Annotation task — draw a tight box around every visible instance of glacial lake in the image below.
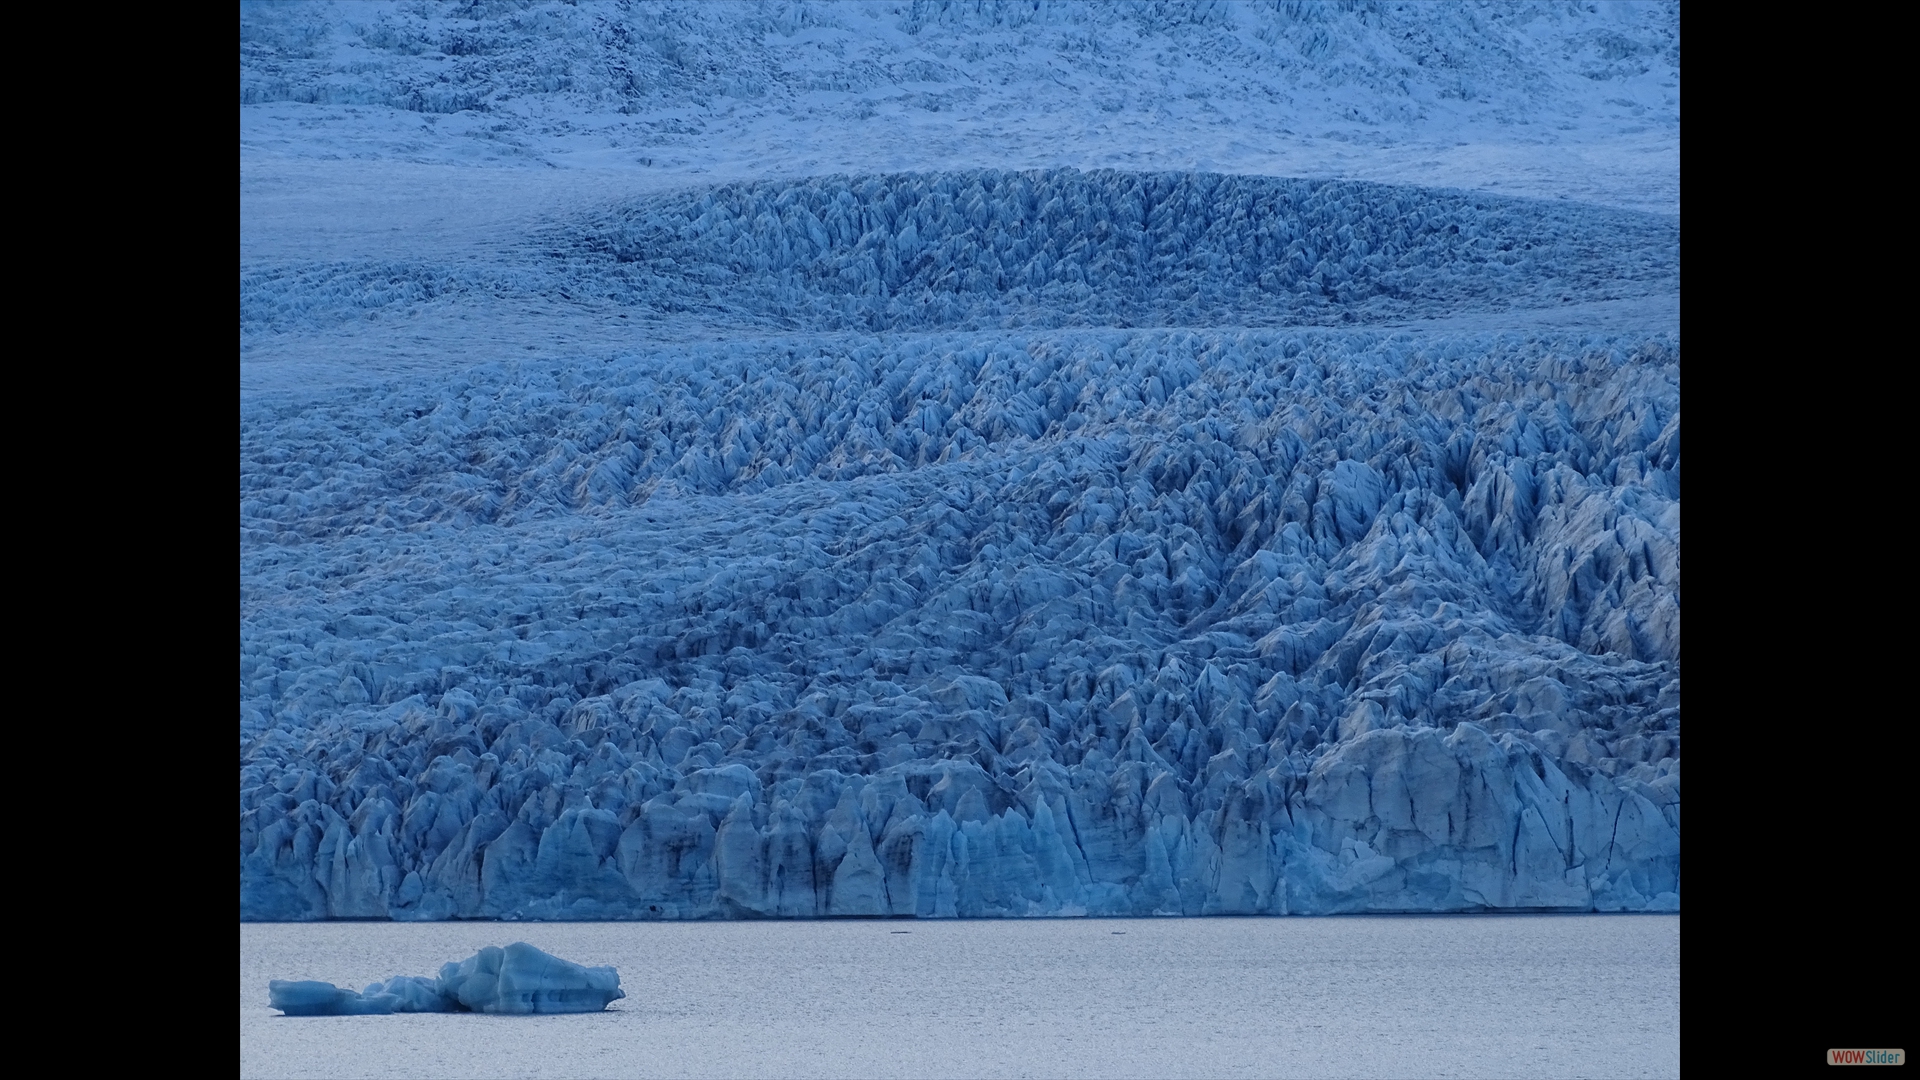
[240,915,1678,1079]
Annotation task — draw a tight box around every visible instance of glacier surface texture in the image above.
[240,2,1678,921]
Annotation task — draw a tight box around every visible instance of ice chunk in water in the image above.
[267,980,398,1016]
[436,943,626,1015]
[270,944,623,1016]
[364,975,459,1013]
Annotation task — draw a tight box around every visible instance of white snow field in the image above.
[240,1,1679,921]
[239,0,1680,209]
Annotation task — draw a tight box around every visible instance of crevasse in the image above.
[240,172,1678,920]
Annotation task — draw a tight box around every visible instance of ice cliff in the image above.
[241,167,1677,919]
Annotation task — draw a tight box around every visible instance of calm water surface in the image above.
[240,915,1677,1079]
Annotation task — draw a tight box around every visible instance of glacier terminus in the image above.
[240,1,1679,924]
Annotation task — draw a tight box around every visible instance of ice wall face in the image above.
[241,172,1679,920]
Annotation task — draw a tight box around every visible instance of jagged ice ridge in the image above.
[242,170,1677,339]
[242,172,1679,919]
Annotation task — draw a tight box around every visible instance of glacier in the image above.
[239,0,1680,214]
[244,169,1677,339]
[240,3,1678,922]
[269,943,625,1014]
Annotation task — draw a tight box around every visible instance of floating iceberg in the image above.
[435,943,626,1015]
[268,980,405,1016]
[269,944,624,1016]
[359,975,451,1013]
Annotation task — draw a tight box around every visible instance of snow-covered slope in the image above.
[240,0,1679,212]
[239,1,1678,920]
[241,0,1680,395]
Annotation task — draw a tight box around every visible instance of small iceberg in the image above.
[267,980,405,1016]
[269,943,625,1016]
[436,942,626,1014]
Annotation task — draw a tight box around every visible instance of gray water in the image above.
[240,916,1678,1079]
